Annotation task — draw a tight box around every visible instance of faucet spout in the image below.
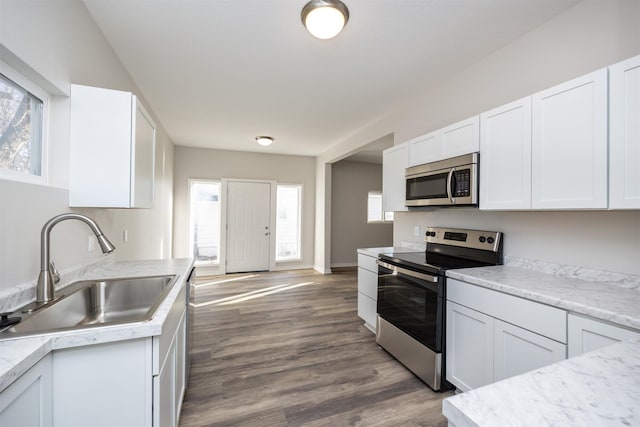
[37,213,115,303]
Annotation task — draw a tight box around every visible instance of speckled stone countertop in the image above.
[0,258,194,392]
[443,339,640,427]
[447,259,640,329]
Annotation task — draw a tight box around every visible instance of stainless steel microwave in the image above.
[405,152,478,207]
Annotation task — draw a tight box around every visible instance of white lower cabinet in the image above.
[446,302,494,391]
[357,253,379,332]
[155,310,187,427]
[446,279,567,392]
[51,284,187,427]
[493,319,566,382]
[0,354,52,427]
[568,313,640,358]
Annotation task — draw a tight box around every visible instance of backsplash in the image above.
[504,256,640,290]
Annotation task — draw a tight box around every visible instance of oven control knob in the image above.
[487,237,495,244]
[479,236,486,243]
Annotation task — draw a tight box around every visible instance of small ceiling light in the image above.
[255,136,274,146]
[301,0,349,40]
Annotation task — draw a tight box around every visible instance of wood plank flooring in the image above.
[179,269,452,427]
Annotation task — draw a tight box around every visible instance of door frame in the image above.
[220,178,277,274]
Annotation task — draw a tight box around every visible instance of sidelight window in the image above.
[276,184,302,262]
[189,180,221,265]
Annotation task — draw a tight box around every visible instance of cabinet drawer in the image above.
[357,254,378,273]
[357,293,377,331]
[447,279,567,343]
[357,267,378,299]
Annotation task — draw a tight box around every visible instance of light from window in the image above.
[190,181,221,265]
[368,191,393,223]
[0,71,44,179]
[276,185,302,261]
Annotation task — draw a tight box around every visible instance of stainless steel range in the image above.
[376,227,503,391]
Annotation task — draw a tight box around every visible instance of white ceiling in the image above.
[83,0,577,158]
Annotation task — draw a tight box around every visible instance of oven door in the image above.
[376,260,443,353]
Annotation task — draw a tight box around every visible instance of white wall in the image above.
[331,161,392,267]
[173,146,316,270]
[316,0,640,276]
[0,0,174,294]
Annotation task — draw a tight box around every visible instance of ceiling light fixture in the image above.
[255,136,274,146]
[301,0,349,40]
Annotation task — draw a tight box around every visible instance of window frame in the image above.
[0,59,49,185]
[367,191,393,223]
[188,179,222,266]
[275,183,303,263]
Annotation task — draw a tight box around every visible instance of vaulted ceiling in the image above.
[84,0,577,157]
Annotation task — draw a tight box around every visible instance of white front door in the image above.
[226,181,271,273]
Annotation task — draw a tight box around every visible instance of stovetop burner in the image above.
[379,251,494,275]
[379,226,503,275]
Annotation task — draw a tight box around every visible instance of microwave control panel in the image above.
[453,169,471,197]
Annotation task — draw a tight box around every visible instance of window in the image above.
[368,191,394,222]
[276,184,302,261]
[0,62,47,183]
[189,180,221,265]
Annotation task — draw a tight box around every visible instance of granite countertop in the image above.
[447,264,640,329]
[0,258,194,392]
[443,339,640,427]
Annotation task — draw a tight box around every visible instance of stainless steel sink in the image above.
[0,275,177,339]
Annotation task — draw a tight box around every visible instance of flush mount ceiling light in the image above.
[255,136,274,146]
[301,0,349,40]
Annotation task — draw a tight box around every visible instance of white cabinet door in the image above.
[52,339,152,427]
[441,115,480,159]
[382,143,408,212]
[446,302,494,392]
[493,319,566,382]
[609,54,640,209]
[531,69,608,209]
[174,312,187,424]
[568,314,640,358]
[132,104,156,208]
[480,97,532,210]
[408,131,441,166]
[0,355,52,427]
[154,342,176,427]
[69,84,156,208]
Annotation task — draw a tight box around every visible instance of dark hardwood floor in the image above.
[179,269,452,427]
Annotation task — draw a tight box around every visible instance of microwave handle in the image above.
[447,169,455,203]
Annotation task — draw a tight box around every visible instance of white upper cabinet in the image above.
[70,84,156,208]
[531,69,608,209]
[408,131,440,166]
[480,97,532,210]
[382,142,409,212]
[609,54,640,209]
[407,116,479,167]
[441,115,480,159]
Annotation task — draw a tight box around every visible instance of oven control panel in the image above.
[424,227,502,252]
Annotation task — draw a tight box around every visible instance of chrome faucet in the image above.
[37,213,115,304]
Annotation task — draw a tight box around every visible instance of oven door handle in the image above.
[376,260,439,286]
